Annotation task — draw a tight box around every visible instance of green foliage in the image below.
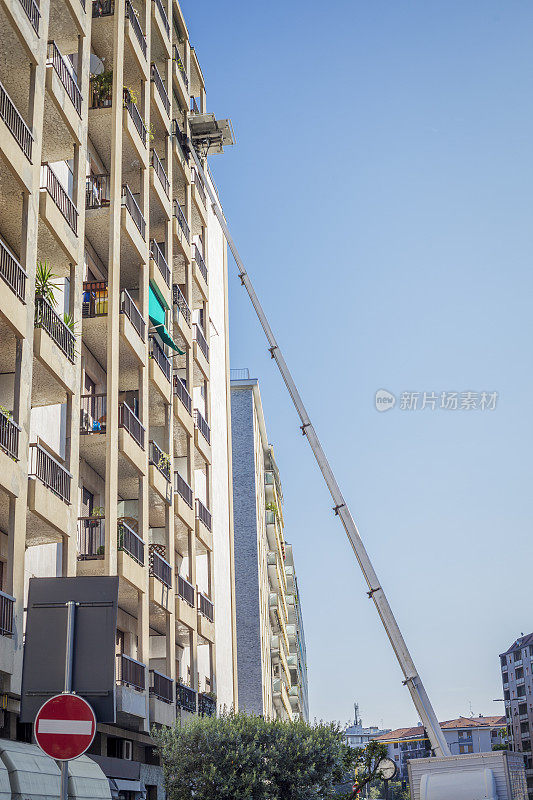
[0,406,12,420]
[266,501,278,516]
[91,69,113,103]
[154,710,358,800]
[35,260,60,305]
[492,743,508,751]
[352,740,389,796]
[63,312,75,332]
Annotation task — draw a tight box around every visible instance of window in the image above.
[459,745,465,754]
[394,743,398,749]
[502,671,508,682]
[517,668,524,680]
[515,651,523,662]
[520,704,528,715]
[518,686,526,698]
[505,690,510,700]
[467,745,473,753]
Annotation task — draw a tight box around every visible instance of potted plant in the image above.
[90,69,113,107]
[158,451,171,476]
[35,260,60,305]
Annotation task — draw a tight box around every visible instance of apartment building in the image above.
[375,716,507,781]
[231,371,308,721]
[344,703,390,749]
[500,632,533,798]
[0,0,236,791]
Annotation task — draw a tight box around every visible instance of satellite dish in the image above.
[90,54,104,75]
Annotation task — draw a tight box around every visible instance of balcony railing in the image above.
[149,440,171,481]
[151,63,170,116]
[77,516,105,559]
[151,149,169,197]
[0,410,20,461]
[121,289,146,341]
[149,545,172,588]
[194,409,210,445]
[173,199,190,243]
[172,45,188,90]
[123,89,147,146]
[195,498,212,532]
[198,591,214,623]
[193,246,208,283]
[0,80,33,161]
[0,591,15,637]
[198,692,216,717]
[82,281,108,317]
[175,472,193,509]
[116,653,145,691]
[193,323,209,362]
[122,184,146,239]
[153,0,169,37]
[117,520,145,565]
[173,376,192,415]
[190,96,200,114]
[149,335,171,382]
[0,238,26,302]
[173,285,191,326]
[177,574,194,606]
[149,669,173,703]
[34,296,75,362]
[86,174,110,208]
[176,682,196,713]
[92,0,114,15]
[29,442,71,504]
[191,168,206,206]
[41,164,78,234]
[47,42,82,116]
[125,0,147,58]
[171,119,190,165]
[18,0,40,32]
[118,401,145,449]
[80,393,106,433]
[150,239,170,287]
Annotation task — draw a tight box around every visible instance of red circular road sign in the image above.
[35,694,96,761]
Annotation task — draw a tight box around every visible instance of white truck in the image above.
[408,751,528,800]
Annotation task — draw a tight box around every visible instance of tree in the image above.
[154,710,358,800]
[350,740,389,797]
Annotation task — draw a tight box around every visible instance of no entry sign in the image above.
[35,694,96,761]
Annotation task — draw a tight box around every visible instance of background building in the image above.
[375,716,506,781]
[231,372,308,721]
[344,703,390,748]
[0,0,236,793]
[500,632,533,798]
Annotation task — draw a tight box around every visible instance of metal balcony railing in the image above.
[149,335,171,382]
[86,174,110,208]
[47,42,82,116]
[117,520,144,565]
[175,473,193,509]
[122,184,146,239]
[118,401,145,449]
[80,393,106,434]
[125,0,147,57]
[82,281,108,317]
[29,442,71,504]
[123,89,147,145]
[150,239,170,286]
[198,692,216,717]
[153,0,169,36]
[116,653,145,691]
[193,323,209,361]
[230,368,250,380]
[149,440,171,481]
[176,682,196,713]
[92,0,114,15]
[198,591,214,622]
[0,80,33,161]
[149,669,173,703]
[41,164,78,234]
[172,45,188,90]
[77,516,105,559]
[191,168,206,206]
[193,245,208,283]
[173,284,191,326]
[195,498,212,532]
[172,375,192,415]
[151,149,169,197]
[0,409,20,461]
[171,119,190,165]
[34,296,76,362]
[0,591,15,637]
[149,546,172,588]
[173,199,190,243]
[151,63,170,116]
[121,289,146,341]
[190,96,200,114]
[194,409,210,445]
[18,0,40,31]
[0,238,26,302]
[177,574,194,606]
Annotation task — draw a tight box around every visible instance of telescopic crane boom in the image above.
[189,147,451,759]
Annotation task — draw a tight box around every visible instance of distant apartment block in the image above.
[344,703,390,748]
[231,371,308,721]
[500,632,533,798]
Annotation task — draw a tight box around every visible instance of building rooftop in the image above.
[375,716,506,742]
[500,632,533,657]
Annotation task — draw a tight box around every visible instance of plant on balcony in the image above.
[0,406,12,420]
[90,69,113,107]
[35,260,60,305]
[266,501,278,517]
[91,506,105,517]
[158,451,171,474]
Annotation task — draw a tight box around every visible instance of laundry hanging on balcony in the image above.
[148,283,184,353]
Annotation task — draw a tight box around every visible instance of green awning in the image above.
[149,284,184,354]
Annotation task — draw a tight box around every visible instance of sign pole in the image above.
[60,600,76,800]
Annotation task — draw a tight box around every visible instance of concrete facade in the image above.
[500,632,533,798]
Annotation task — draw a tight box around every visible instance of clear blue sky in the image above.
[182,0,533,729]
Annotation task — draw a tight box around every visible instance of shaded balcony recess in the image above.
[0,80,33,161]
[34,295,75,362]
[172,376,192,414]
[198,692,216,717]
[149,439,171,481]
[123,89,147,145]
[151,149,169,197]
[195,498,212,532]
[149,544,172,588]
[171,120,190,165]
[149,335,171,382]
[174,472,193,509]
[177,574,194,606]
[193,323,209,362]
[77,516,105,559]
[173,200,190,243]
[41,164,78,234]
[172,46,188,90]
[173,284,191,326]
[86,174,110,208]
[149,670,173,703]
[190,97,200,115]
[118,401,145,449]
[0,410,20,461]
[116,653,145,691]
[193,246,207,283]
[150,239,170,286]
[121,289,146,340]
[122,184,146,240]
[81,282,145,341]
[18,0,40,32]
[153,0,170,37]
[0,238,26,302]
[29,442,71,504]
[80,395,145,450]
[198,591,213,623]
[118,520,145,565]
[151,63,170,116]
[47,42,82,116]
[176,682,196,713]
[191,167,206,206]
[126,0,147,57]
[0,591,15,637]
[194,409,210,445]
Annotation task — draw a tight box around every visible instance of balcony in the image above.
[77,516,105,560]
[198,693,216,717]
[178,574,194,606]
[149,669,173,703]
[150,239,170,287]
[149,440,171,482]
[174,472,194,528]
[194,409,210,445]
[125,0,147,58]
[176,682,196,713]
[198,591,213,623]
[0,79,33,164]
[151,149,169,198]
[80,395,146,476]
[153,0,169,37]
[194,246,208,283]
[47,41,83,117]
[119,401,145,449]
[149,545,172,588]
[193,323,209,361]
[17,0,40,33]
[0,592,14,637]
[173,375,192,428]
[117,653,146,692]
[172,45,188,95]
[29,442,71,504]
[34,296,75,363]
[171,119,190,175]
[0,410,20,461]
[173,284,191,329]
[41,163,78,234]
[195,498,212,532]
[149,336,171,383]
[118,520,145,565]
[173,199,190,257]
[0,238,26,306]
[122,184,146,242]
[82,281,145,365]
[151,63,170,117]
